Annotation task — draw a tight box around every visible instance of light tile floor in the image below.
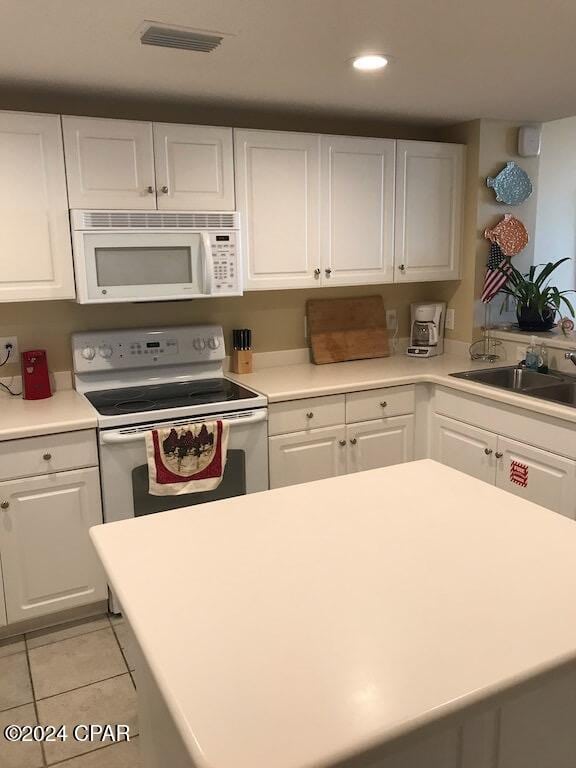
[0,614,141,768]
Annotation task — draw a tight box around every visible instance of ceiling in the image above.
[1,0,575,125]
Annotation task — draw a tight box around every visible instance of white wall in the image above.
[534,116,576,292]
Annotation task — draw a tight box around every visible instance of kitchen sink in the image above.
[450,365,576,408]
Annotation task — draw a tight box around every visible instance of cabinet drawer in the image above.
[268,395,345,436]
[346,385,415,423]
[0,430,98,481]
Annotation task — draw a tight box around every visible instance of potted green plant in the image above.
[498,258,575,331]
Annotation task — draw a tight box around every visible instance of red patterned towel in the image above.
[145,420,229,496]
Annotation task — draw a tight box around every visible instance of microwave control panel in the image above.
[210,233,239,293]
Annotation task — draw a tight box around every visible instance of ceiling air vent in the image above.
[140,24,223,53]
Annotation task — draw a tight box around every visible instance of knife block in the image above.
[231,349,253,374]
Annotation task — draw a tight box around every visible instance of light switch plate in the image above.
[445,309,455,331]
[0,336,18,363]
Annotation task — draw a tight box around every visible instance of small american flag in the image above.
[481,242,512,303]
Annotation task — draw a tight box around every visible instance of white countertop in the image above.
[229,353,576,424]
[0,389,97,440]
[91,460,576,768]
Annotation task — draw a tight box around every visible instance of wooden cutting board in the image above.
[306,295,390,364]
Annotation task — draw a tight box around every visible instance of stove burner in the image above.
[112,400,158,413]
[84,378,260,417]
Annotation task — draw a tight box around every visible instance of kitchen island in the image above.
[91,460,576,768]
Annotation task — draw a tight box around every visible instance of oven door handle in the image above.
[99,410,267,445]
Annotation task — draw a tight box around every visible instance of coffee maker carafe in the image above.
[406,302,446,358]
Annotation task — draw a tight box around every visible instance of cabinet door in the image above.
[62,116,156,209]
[0,467,107,623]
[0,558,6,628]
[269,426,346,489]
[0,111,75,301]
[153,123,234,211]
[235,129,320,290]
[495,437,576,519]
[346,416,414,474]
[395,141,464,282]
[320,136,395,286]
[431,415,497,484]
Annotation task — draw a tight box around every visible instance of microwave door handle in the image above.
[99,410,267,445]
[201,232,214,295]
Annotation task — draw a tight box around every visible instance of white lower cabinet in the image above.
[432,415,497,484]
[268,389,416,489]
[495,437,576,520]
[431,414,576,519]
[347,416,414,474]
[0,558,6,627]
[269,426,347,489]
[0,466,107,623]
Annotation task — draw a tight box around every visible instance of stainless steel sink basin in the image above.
[450,365,576,408]
[451,366,564,391]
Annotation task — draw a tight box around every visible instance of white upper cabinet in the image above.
[63,116,156,209]
[395,140,464,282]
[0,111,75,302]
[321,136,395,286]
[235,129,321,290]
[153,123,234,211]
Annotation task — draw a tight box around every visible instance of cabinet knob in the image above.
[43,452,52,461]
[495,451,503,459]
[314,268,321,278]
[325,268,332,277]
[484,448,493,456]
[161,185,169,194]
[0,501,9,510]
[350,438,357,445]
[306,412,314,419]
[380,401,387,408]
[399,264,406,272]
[146,185,154,194]
[338,439,347,447]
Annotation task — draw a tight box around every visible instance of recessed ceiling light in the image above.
[352,54,389,72]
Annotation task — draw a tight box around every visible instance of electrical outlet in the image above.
[385,309,397,330]
[0,336,18,363]
[445,308,455,331]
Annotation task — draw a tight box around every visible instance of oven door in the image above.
[73,230,214,303]
[98,409,268,524]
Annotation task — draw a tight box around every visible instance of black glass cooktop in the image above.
[84,378,259,416]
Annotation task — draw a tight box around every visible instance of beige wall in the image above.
[0,282,459,375]
[438,118,541,342]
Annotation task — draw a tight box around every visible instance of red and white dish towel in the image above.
[145,420,229,496]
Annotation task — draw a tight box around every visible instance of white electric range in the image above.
[72,324,268,528]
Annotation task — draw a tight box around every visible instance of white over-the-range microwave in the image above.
[70,210,242,303]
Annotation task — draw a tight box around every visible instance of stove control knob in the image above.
[99,344,113,359]
[193,338,206,351]
[207,336,220,350]
[81,346,96,361]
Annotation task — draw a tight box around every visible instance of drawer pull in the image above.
[484,448,493,456]
[380,401,387,408]
[306,412,314,419]
[338,440,347,447]
[350,438,357,445]
[43,452,52,461]
[495,451,503,459]
[0,501,9,510]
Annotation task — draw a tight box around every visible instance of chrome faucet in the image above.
[565,351,576,366]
